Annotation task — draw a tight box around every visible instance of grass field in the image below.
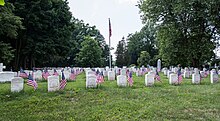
[0,73,220,121]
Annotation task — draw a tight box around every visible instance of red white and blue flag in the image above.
[19,68,28,78]
[42,69,50,80]
[53,69,59,76]
[70,69,76,80]
[27,73,38,90]
[60,71,67,90]
[177,69,183,84]
[96,72,104,84]
[127,72,133,86]
[155,70,161,82]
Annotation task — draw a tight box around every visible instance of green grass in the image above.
[0,73,220,121]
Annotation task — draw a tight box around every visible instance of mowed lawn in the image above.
[0,73,220,121]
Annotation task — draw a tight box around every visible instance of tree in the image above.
[137,51,150,67]
[75,36,103,67]
[138,0,218,67]
[115,37,129,67]
[0,3,23,65]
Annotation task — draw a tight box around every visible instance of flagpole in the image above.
[108,18,112,69]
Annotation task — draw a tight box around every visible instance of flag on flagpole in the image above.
[19,68,28,78]
[27,73,38,90]
[109,18,112,38]
[0,0,5,6]
[96,71,104,84]
[177,69,183,84]
[42,69,50,80]
[127,72,133,86]
[53,69,59,76]
[70,69,76,80]
[155,70,161,82]
[60,71,67,90]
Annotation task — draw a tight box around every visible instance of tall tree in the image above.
[115,37,129,67]
[0,3,23,66]
[75,36,103,67]
[138,0,218,67]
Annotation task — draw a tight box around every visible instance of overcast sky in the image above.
[68,0,143,60]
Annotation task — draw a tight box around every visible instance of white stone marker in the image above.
[108,71,115,81]
[0,63,6,72]
[33,70,42,80]
[169,73,178,84]
[157,59,161,72]
[11,77,24,92]
[163,69,167,76]
[86,75,97,88]
[117,75,127,87]
[0,72,15,82]
[121,69,127,76]
[184,71,190,78]
[48,76,60,92]
[210,71,218,84]
[192,71,201,84]
[145,71,155,86]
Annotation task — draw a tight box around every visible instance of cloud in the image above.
[115,0,138,4]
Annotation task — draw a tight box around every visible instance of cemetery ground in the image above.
[0,73,220,121]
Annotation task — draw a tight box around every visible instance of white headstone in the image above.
[167,71,173,79]
[0,63,6,72]
[48,76,60,92]
[145,71,155,86]
[183,71,190,78]
[121,69,127,76]
[192,73,200,84]
[163,69,167,76]
[169,73,178,84]
[108,71,115,81]
[0,72,14,82]
[210,71,218,84]
[117,75,127,87]
[64,71,70,80]
[33,70,42,80]
[86,75,97,88]
[11,77,24,92]
[157,59,161,72]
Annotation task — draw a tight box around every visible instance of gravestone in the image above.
[192,71,200,84]
[103,71,108,77]
[200,71,205,78]
[33,70,42,80]
[121,69,127,76]
[48,70,54,75]
[183,70,190,78]
[48,76,60,92]
[163,69,167,76]
[136,69,141,77]
[167,71,173,79]
[86,75,97,88]
[11,77,24,92]
[0,72,15,82]
[63,71,70,80]
[145,71,155,86]
[210,71,218,84]
[117,75,127,87]
[157,59,161,72]
[0,63,6,72]
[169,73,178,84]
[108,71,115,81]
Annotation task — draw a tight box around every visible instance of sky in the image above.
[67,0,143,60]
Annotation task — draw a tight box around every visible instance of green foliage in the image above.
[115,37,129,67]
[138,0,218,67]
[75,36,103,67]
[137,51,150,67]
[0,73,220,120]
[127,21,158,66]
[0,3,23,65]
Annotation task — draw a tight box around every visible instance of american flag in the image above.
[27,73,38,90]
[96,72,104,84]
[19,68,28,78]
[204,70,208,78]
[177,69,183,84]
[127,72,133,86]
[70,69,76,80]
[42,69,50,80]
[155,70,161,82]
[60,71,67,90]
[53,69,59,76]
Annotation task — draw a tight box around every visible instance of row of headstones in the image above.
[11,75,64,92]
[162,68,219,84]
[0,66,81,82]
